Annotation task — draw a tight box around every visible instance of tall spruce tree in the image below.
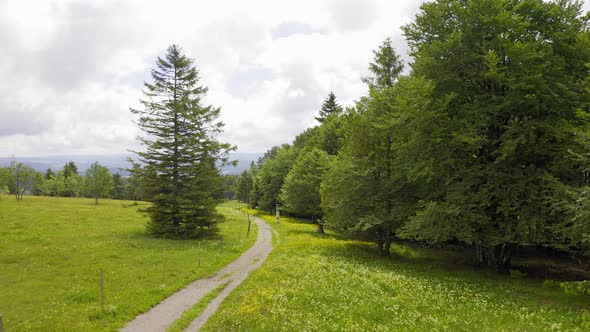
[63,161,80,197]
[321,38,406,255]
[131,44,234,238]
[316,92,343,123]
[361,37,403,89]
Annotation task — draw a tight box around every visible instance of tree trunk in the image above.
[383,134,393,257]
[474,243,512,272]
[317,223,324,234]
[383,233,391,257]
[95,196,99,205]
[376,236,384,256]
[314,215,324,233]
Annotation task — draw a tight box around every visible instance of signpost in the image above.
[276,203,280,223]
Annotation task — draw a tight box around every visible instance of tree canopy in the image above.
[397,0,590,268]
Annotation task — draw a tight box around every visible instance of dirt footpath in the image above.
[121,216,274,332]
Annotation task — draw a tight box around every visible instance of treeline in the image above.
[235,0,590,270]
[0,160,148,204]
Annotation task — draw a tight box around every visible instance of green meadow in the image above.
[0,196,255,331]
[204,210,590,332]
[2,196,589,331]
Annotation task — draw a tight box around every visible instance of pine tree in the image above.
[131,44,234,238]
[44,168,55,180]
[63,161,80,197]
[361,37,403,89]
[315,92,343,123]
[111,173,125,199]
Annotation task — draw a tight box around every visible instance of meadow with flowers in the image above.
[204,211,590,331]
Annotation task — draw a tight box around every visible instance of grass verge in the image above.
[203,210,590,331]
[166,281,229,332]
[0,196,255,331]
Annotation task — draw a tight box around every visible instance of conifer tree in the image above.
[322,38,405,255]
[63,161,80,197]
[131,44,234,238]
[44,168,55,180]
[361,37,403,89]
[316,92,343,123]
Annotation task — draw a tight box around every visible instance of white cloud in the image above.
[328,0,380,31]
[13,0,568,157]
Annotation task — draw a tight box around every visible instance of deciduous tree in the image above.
[9,161,36,201]
[399,0,590,270]
[281,148,332,232]
[44,172,65,197]
[0,167,10,194]
[255,145,297,213]
[84,162,113,205]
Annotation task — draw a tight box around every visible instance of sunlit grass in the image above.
[0,195,255,331]
[204,211,590,331]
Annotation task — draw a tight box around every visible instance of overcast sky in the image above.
[1,0,589,157]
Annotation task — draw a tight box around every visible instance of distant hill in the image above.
[224,152,261,174]
[0,152,261,176]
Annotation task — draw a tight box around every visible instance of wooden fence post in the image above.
[162,248,166,282]
[247,214,251,237]
[197,241,201,268]
[100,269,105,312]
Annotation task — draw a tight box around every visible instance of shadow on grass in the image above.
[285,228,349,241]
[308,241,590,310]
[119,229,224,246]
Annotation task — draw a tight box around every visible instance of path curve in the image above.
[121,216,273,332]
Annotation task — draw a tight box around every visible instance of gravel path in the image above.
[120,216,274,332]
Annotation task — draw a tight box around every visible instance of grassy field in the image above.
[0,195,256,331]
[204,210,590,331]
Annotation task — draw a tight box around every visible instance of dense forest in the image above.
[234,0,590,271]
